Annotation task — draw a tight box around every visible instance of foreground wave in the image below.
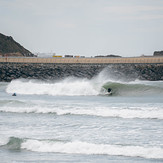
[1,137,163,159]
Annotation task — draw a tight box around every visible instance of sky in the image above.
[0,0,163,57]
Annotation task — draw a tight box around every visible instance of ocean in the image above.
[0,68,163,163]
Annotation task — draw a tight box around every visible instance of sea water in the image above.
[0,69,163,163]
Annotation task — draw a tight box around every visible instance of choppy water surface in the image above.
[0,70,163,163]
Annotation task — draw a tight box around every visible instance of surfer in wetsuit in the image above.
[108,88,112,93]
[12,93,17,96]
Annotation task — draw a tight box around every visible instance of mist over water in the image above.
[1,67,163,162]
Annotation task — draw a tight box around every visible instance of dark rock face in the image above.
[153,51,163,56]
[0,63,163,82]
[104,64,163,81]
[0,63,105,82]
[0,33,34,57]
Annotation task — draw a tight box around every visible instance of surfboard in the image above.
[105,92,112,96]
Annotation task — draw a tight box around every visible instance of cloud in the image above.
[104,6,163,14]
[1,0,163,56]
[103,5,163,20]
[55,21,76,29]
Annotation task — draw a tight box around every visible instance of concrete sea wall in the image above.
[0,57,163,81]
[0,56,163,64]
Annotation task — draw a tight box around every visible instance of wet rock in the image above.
[0,63,163,82]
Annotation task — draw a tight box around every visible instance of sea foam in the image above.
[6,78,101,96]
[0,105,163,119]
[21,139,163,159]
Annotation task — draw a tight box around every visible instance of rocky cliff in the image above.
[0,33,34,57]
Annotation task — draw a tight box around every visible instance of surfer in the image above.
[12,93,17,96]
[108,88,112,93]
[107,88,112,95]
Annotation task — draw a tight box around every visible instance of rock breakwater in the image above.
[0,62,163,82]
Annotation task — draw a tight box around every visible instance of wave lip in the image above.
[21,139,163,159]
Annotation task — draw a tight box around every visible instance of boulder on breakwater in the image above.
[0,62,163,82]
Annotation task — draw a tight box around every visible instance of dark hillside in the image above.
[0,33,34,57]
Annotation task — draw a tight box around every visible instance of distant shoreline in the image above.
[0,56,163,64]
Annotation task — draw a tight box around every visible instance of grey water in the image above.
[0,72,163,163]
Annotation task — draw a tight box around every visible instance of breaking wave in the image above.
[6,76,163,97]
[6,77,100,96]
[103,81,163,96]
[0,105,163,119]
[1,137,163,159]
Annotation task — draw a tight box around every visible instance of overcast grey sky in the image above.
[0,0,163,57]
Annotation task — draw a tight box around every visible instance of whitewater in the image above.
[0,68,163,163]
